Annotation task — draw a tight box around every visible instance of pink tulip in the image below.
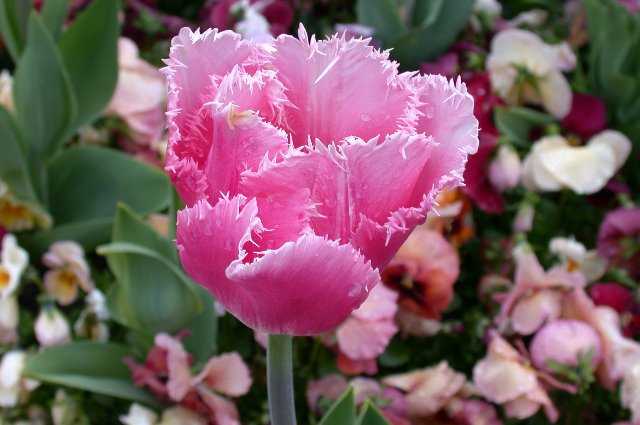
[164,26,479,335]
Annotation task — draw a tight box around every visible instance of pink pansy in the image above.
[165,26,479,335]
[335,283,398,368]
[473,333,559,422]
[495,246,585,335]
[563,288,640,388]
[561,92,607,139]
[126,333,251,424]
[529,319,602,372]
[384,361,503,425]
[446,399,503,425]
[598,207,640,280]
[619,0,640,13]
[488,145,521,192]
[106,38,166,145]
[382,226,460,320]
[383,361,467,418]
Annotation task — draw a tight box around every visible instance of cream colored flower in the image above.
[0,296,18,344]
[621,364,640,423]
[159,407,207,425]
[43,241,94,306]
[74,290,110,342]
[0,71,13,112]
[0,351,38,407]
[34,308,71,347]
[0,234,28,298]
[120,403,158,425]
[106,38,165,145]
[487,29,575,118]
[0,181,52,231]
[522,130,631,194]
[549,236,607,282]
[474,0,502,17]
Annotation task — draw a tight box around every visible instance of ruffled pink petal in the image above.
[193,352,252,397]
[412,75,479,194]
[164,28,269,203]
[203,106,289,199]
[176,196,380,335]
[336,316,397,360]
[213,66,291,127]
[271,25,413,146]
[155,333,192,402]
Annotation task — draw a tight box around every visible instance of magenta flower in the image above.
[561,93,607,139]
[164,26,478,335]
[598,207,640,279]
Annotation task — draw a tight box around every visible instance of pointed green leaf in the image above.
[58,0,119,130]
[13,12,76,158]
[24,342,159,407]
[41,0,69,40]
[356,0,406,46]
[319,388,356,425]
[98,204,202,335]
[0,0,31,60]
[357,402,390,425]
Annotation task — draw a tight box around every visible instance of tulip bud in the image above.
[35,308,71,347]
[489,145,521,192]
[530,320,601,372]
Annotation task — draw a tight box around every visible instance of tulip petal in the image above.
[271,25,413,145]
[177,196,380,335]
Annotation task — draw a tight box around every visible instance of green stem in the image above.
[267,334,297,425]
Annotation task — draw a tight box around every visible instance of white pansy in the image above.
[0,351,37,407]
[34,308,71,347]
[474,0,502,17]
[487,29,575,118]
[120,403,158,425]
[232,0,272,43]
[549,237,607,282]
[86,289,110,320]
[622,364,640,423]
[0,234,28,298]
[522,130,631,195]
[508,9,548,28]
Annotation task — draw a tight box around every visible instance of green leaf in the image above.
[18,217,112,258]
[357,402,390,425]
[0,0,31,60]
[391,0,474,68]
[41,0,69,40]
[182,286,218,363]
[47,146,170,225]
[24,342,159,407]
[58,0,120,130]
[13,12,76,158]
[494,106,554,145]
[319,388,356,425]
[356,0,406,46]
[98,204,202,335]
[0,106,43,213]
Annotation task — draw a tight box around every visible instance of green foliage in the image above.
[494,106,555,147]
[23,342,159,407]
[58,0,119,131]
[41,0,69,40]
[13,12,76,159]
[0,0,31,60]
[99,205,217,362]
[356,0,474,68]
[318,388,391,425]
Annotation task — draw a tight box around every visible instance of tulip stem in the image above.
[267,334,297,425]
